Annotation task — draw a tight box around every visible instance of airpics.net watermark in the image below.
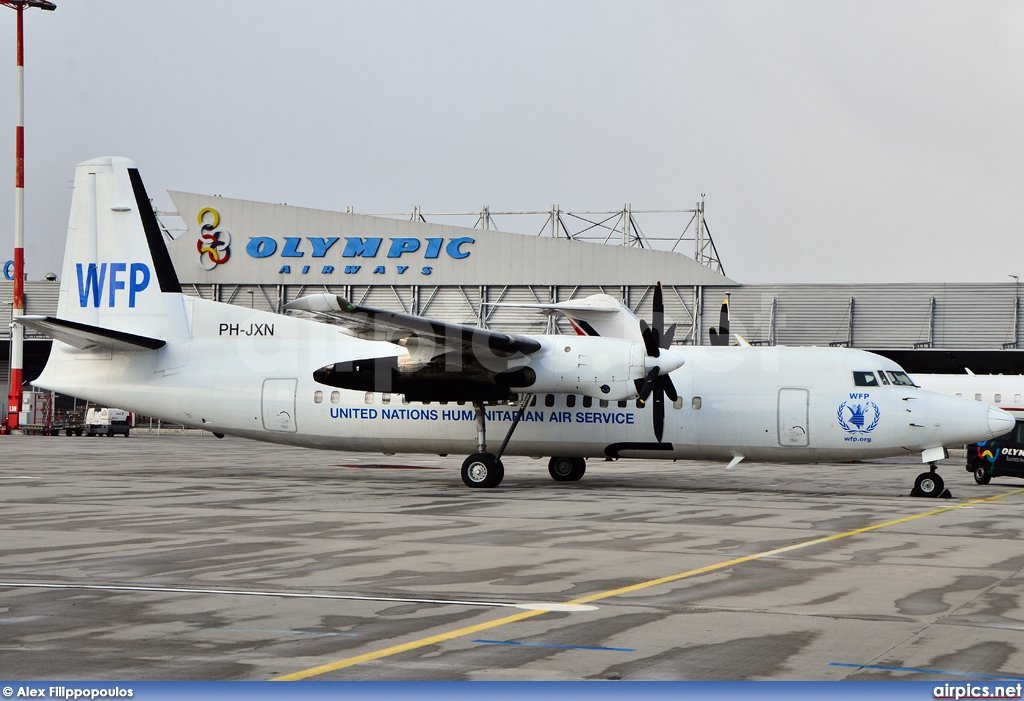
[2,688,132,700]
[934,683,1023,699]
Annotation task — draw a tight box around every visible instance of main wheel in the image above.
[914,471,945,497]
[548,456,586,482]
[973,460,992,485]
[461,453,504,488]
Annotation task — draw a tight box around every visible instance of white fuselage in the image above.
[915,373,1024,418]
[33,295,1010,463]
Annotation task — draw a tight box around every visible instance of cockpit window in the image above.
[886,370,918,387]
[876,370,890,385]
[853,371,879,387]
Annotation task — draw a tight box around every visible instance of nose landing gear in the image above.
[912,462,952,498]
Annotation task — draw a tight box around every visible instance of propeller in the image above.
[635,282,680,442]
[708,296,729,346]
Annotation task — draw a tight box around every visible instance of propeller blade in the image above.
[637,366,659,401]
[662,375,679,403]
[640,319,660,358]
[652,282,664,337]
[661,323,676,349]
[652,385,665,443]
[718,299,729,339]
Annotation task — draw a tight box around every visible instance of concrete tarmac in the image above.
[2,433,1024,681]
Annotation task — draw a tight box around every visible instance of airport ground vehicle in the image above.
[84,407,131,437]
[968,419,1024,483]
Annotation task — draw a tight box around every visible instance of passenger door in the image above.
[778,388,809,447]
[262,378,298,433]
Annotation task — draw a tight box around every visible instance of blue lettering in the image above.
[387,237,421,258]
[421,266,433,275]
[279,265,291,274]
[322,265,334,274]
[301,265,310,274]
[372,266,385,274]
[128,263,150,307]
[247,237,277,258]
[76,262,107,307]
[2,260,12,281]
[307,236,339,257]
[344,265,361,274]
[397,266,409,274]
[107,263,126,306]
[423,237,443,259]
[342,237,382,258]
[446,237,474,259]
[281,237,305,257]
[849,393,871,400]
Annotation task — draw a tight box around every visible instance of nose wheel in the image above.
[912,462,951,498]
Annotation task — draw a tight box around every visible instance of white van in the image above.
[84,407,131,437]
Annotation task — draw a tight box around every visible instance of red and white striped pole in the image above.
[3,0,53,432]
[6,1,25,430]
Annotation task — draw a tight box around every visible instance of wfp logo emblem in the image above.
[837,401,880,434]
[197,207,231,270]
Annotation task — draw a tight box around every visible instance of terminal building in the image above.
[3,192,1024,389]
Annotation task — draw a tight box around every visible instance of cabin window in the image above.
[530,395,538,407]
[364,392,374,405]
[995,393,1002,404]
[876,371,890,385]
[886,371,918,387]
[955,393,963,397]
[382,393,392,405]
[853,371,879,387]
[692,396,702,410]
[566,394,576,408]
[545,394,555,407]
[331,391,340,404]
[673,397,684,410]
[618,400,627,408]
[599,399,609,408]
[314,391,323,404]
[1016,394,1022,403]
[975,393,983,401]
[582,396,593,408]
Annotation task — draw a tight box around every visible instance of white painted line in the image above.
[0,476,41,480]
[514,602,598,612]
[0,582,593,612]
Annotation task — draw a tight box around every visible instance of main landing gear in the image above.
[460,396,533,489]
[548,456,586,482]
[459,395,588,488]
[912,462,951,498]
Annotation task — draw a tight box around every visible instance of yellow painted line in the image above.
[271,488,1024,681]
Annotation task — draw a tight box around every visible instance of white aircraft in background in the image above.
[16,157,1015,498]
[913,372,1024,418]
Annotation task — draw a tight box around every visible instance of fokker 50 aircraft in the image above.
[18,158,1016,497]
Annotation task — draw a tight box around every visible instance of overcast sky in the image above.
[0,1,1021,283]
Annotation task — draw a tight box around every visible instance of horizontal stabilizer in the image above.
[15,315,166,351]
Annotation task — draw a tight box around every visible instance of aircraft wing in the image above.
[15,316,166,351]
[285,293,541,357]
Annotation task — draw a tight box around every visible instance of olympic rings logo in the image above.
[197,207,231,270]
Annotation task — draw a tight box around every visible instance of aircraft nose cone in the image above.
[988,406,1015,437]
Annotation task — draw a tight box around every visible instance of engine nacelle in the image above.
[496,336,654,401]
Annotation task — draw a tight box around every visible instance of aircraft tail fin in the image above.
[484,293,644,342]
[54,157,188,340]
